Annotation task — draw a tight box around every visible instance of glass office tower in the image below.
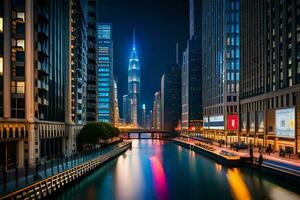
[97,23,113,123]
[202,0,240,144]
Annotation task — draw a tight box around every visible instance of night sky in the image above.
[98,0,189,116]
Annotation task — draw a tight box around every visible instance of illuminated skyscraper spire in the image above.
[128,28,141,127]
[133,27,136,50]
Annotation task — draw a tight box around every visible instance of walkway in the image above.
[179,136,300,176]
[0,139,124,197]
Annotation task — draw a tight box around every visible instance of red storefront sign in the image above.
[227,115,239,131]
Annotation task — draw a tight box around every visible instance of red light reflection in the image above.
[149,156,169,200]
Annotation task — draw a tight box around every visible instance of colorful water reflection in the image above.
[57,140,300,200]
[150,156,168,200]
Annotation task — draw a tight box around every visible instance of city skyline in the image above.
[0,0,300,199]
[99,0,189,113]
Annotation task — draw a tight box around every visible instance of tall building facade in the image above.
[0,0,85,170]
[113,79,120,126]
[141,104,146,128]
[181,0,202,134]
[202,0,240,144]
[240,0,300,154]
[69,0,87,125]
[97,23,113,124]
[86,0,98,122]
[128,31,141,127]
[161,64,181,131]
[122,94,130,124]
[153,91,162,130]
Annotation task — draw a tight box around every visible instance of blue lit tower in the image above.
[128,30,140,127]
[97,23,113,123]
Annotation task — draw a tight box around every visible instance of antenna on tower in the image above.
[133,27,136,50]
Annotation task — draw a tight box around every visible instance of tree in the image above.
[76,122,120,151]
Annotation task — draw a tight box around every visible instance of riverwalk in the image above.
[0,140,132,200]
[173,137,300,179]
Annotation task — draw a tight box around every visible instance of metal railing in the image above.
[0,140,131,199]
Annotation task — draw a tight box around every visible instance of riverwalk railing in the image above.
[0,138,123,196]
[0,141,132,200]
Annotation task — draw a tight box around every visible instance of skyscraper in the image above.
[122,94,130,124]
[240,0,300,153]
[142,104,147,128]
[181,0,202,134]
[161,64,181,131]
[69,0,87,125]
[113,79,120,126]
[202,0,240,144]
[86,0,98,122]
[97,23,113,124]
[128,30,141,127]
[0,0,83,169]
[153,91,162,130]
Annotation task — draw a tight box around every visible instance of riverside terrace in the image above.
[174,136,300,181]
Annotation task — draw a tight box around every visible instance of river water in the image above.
[57,140,300,200]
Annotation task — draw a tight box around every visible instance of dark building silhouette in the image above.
[161,64,181,131]
[181,0,202,134]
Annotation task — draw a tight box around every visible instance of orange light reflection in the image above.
[226,168,251,200]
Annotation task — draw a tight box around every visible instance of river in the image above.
[57,139,300,200]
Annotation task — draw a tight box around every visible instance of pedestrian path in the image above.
[183,136,300,176]
[0,139,123,197]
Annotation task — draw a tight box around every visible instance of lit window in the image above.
[17,40,25,50]
[288,68,292,77]
[0,57,3,75]
[0,17,3,32]
[11,81,25,94]
[17,12,25,22]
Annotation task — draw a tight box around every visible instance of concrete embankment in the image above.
[171,138,240,166]
[0,141,132,200]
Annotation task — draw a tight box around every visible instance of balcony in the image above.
[37,61,49,74]
[37,80,49,91]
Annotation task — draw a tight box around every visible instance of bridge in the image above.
[120,129,178,139]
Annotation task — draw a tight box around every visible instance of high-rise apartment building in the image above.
[240,0,300,154]
[0,0,86,169]
[86,0,98,122]
[161,64,181,131]
[97,23,113,124]
[202,0,240,144]
[69,0,87,125]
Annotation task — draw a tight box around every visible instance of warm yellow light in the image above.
[226,168,251,200]
[0,57,3,75]
[0,17,3,32]
[17,81,25,94]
